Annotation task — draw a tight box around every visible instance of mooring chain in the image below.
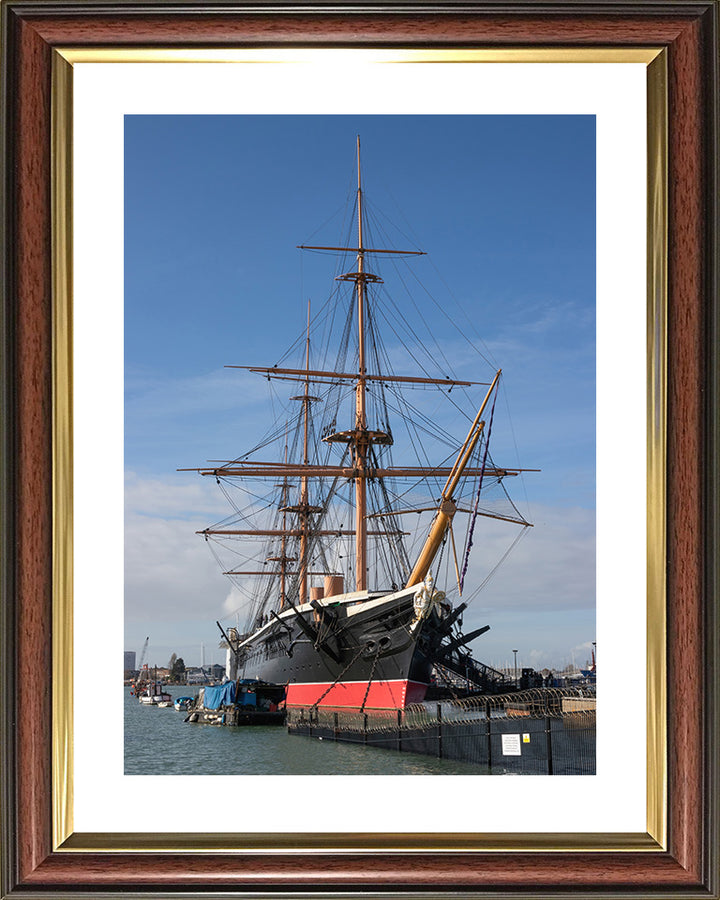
[310,643,367,710]
[358,644,382,714]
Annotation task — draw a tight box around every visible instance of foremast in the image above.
[302,135,427,592]
[354,136,369,591]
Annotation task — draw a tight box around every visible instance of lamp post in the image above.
[512,649,518,686]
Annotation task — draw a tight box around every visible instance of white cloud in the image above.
[222,586,245,618]
[457,505,595,614]
[125,365,265,419]
[124,511,229,621]
[125,470,229,519]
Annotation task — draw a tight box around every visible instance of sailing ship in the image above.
[184,139,534,711]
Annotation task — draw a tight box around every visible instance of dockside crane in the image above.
[137,636,149,675]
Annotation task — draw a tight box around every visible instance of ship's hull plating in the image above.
[284,678,429,709]
[235,586,441,710]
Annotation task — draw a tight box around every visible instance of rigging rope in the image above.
[200,176,529,642]
[464,525,531,603]
[459,381,499,593]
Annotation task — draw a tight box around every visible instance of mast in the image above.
[280,437,288,607]
[288,137,430,593]
[354,135,368,592]
[299,301,312,602]
[279,429,290,608]
[264,430,298,612]
[280,303,317,605]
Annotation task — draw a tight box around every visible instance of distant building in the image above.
[124,651,136,672]
[185,663,226,684]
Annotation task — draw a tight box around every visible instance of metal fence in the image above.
[287,687,596,775]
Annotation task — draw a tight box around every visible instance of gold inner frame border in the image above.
[51,46,667,855]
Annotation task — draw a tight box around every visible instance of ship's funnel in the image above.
[324,575,344,598]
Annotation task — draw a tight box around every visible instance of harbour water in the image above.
[124,687,488,775]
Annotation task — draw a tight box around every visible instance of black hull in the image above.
[234,587,441,709]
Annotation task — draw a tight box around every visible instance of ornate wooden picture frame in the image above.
[1,2,717,896]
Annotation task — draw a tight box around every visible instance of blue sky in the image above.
[124,114,596,673]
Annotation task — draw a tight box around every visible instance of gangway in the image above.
[433,652,515,695]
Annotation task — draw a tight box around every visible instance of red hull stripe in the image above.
[286,679,428,710]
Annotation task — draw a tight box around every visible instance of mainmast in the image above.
[354,136,369,592]
[299,302,312,602]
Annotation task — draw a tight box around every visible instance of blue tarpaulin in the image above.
[202,681,236,710]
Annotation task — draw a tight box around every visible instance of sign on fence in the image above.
[501,733,522,756]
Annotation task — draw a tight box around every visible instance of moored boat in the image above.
[186,679,286,726]
[135,680,172,705]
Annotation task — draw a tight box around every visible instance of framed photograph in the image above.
[1,2,717,897]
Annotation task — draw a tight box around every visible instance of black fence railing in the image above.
[287,688,596,775]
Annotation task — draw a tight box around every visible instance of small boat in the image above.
[186,679,286,726]
[135,680,172,705]
[174,696,194,711]
[157,700,172,708]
